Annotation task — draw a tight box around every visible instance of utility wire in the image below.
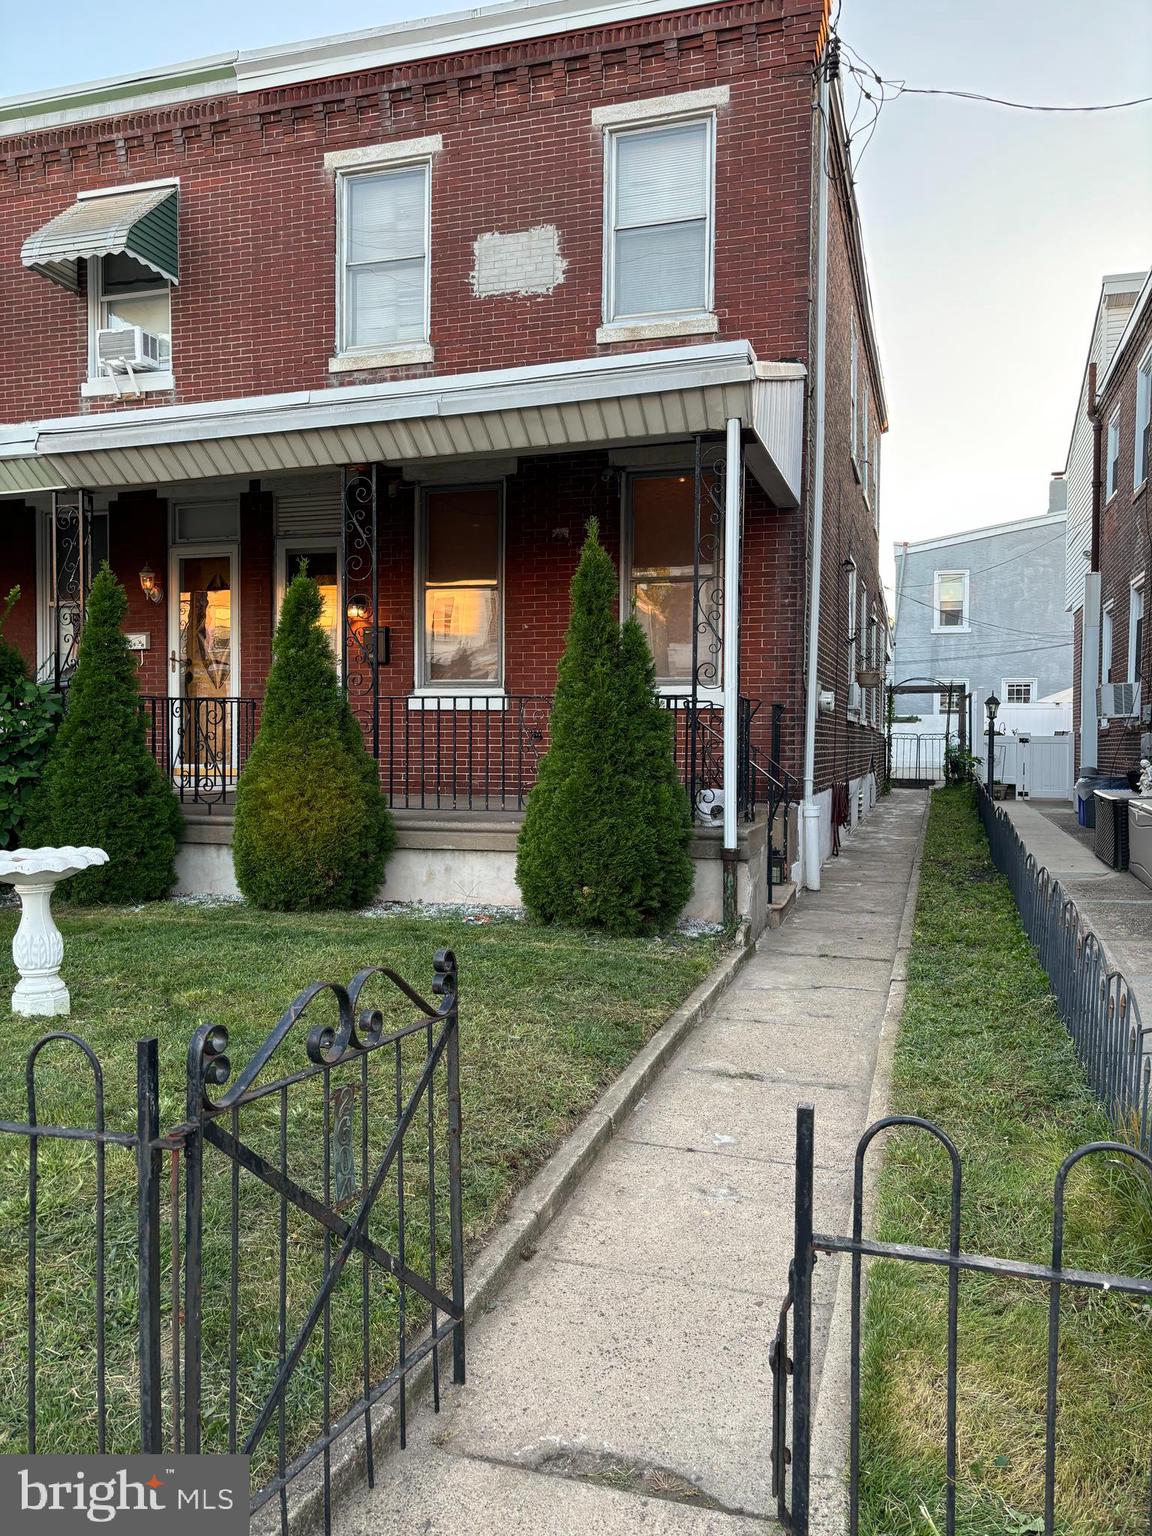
[890,586,1073,638]
[894,529,1070,591]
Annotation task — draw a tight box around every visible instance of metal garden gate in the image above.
[770,1104,1152,1535]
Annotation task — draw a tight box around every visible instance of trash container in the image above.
[1094,789,1135,868]
[1076,771,1129,828]
[1130,800,1152,889]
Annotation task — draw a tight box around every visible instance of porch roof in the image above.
[0,342,805,508]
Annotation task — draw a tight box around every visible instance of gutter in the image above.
[801,48,831,892]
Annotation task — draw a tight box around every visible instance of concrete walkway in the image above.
[334,792,929,1535]
[1003,799,1152,1004]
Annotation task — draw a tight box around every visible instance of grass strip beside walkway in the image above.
[859,787,1152,1536]
[0,904,721,1475]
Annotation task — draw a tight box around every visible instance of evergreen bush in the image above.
[0,588,63,849]
[516,522,693,935]
[232,570,394,910]
[23,566,182,901]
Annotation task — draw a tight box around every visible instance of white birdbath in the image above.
[0,847,109,1017]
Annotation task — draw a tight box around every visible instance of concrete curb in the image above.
[807,791,931,1533]
[266,926,756,1536]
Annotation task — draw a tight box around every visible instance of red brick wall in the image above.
[1084,301,1152,780]
[810,141,885,799]
[0,0,825,425]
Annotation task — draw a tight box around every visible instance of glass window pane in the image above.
[633,580,699,682]
[285,546,339,659]
[614,221,706,318]
[103,290,171,341]
[632,474,696,576]
[175,502,240,542]
[426,589,499,682]
[426,490,500,586]
[101,252,166,292]
[178,555,232,700]
[347,258,426,347]
[937,574,965,625]
[615,122,707,228]
[347,168,427,264]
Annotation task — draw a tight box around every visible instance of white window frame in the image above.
[1101,601,1114,686]
[601,112,716,331]
[330,141,437,369]
[1128,577,1145,685]
[849,316,859,468]
[620,467,721,697]
[934,679,969,718]
[1135,347,1152,490]
[1106,408,1121,501]
[413,482,506,698]
[1000,678,1037,706]
[932,569,970,633]
[871,431,880,530]
[275,535,343,675]
[861,390,870,500]
[846,560,860,717]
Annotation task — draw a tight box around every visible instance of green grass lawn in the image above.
[859,788,1152,1536]
[0,900,722,1479]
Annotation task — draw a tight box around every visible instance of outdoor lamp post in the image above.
[985,693,1000,793]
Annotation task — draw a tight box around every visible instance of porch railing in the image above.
[142,694,786,830]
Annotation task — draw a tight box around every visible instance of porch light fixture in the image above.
[138,565,163,604]
[346,595,370,623]
[985,693,1000,793]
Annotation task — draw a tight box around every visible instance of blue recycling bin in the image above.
[1076,772,1129,827]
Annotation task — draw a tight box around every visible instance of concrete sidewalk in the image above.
[334,791,929,1535]
[1003,799,1152,1004]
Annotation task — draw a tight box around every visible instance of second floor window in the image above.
[934,570,969,630]
[1136,349,1152,488]
[605,118,714,324]
[338,163,430,353]
[1106,409,1121,500]
[91,252,172,376]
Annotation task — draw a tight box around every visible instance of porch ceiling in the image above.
[0,341,805,507]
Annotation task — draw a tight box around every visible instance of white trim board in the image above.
[893,511,1066,558]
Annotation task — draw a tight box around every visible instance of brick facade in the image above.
[1073,294,1151,780]
[0,0,887,874]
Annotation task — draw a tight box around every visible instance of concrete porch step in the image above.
[766,879,796,928]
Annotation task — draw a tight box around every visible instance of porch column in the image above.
[49,489,94,691]
[722,417,743,925]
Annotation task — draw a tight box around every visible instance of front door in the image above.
[168,548,239,790]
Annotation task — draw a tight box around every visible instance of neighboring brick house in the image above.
[0,0,886,924]
[1065,271,1152,781]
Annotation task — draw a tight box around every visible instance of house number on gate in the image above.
[330,1083,360,1208]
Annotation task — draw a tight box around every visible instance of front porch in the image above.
[1,340,807,927]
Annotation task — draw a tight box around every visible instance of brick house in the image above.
[1065,270,1151,782]
[0,0,887,928]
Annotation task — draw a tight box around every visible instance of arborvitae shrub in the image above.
[516,522,693,935]
[23,566,182,901]
[232,570,394,910]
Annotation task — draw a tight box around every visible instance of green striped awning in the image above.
[21,185,178,293]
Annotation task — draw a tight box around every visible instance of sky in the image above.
[2,0,1150,589]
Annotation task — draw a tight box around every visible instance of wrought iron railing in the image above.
[141,696,258,812]
[977,783,1151,1158]
[142,693,786,830]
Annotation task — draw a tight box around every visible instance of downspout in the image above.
[1080,362,1102,769]
[801,50,831,890]
[722,416,743,925]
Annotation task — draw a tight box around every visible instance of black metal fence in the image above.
[141,696,258,812]
[771,1104,1152,1536]
[888,732,949,786]
[977,783,1151,1158]
[2,950,463,1536]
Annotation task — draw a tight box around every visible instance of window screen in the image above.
[343,165,429,350]
[609,120,711,321]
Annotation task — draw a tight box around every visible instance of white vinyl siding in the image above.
[605,117,714,324]
[337,162,430,353]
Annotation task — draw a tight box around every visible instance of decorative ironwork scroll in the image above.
[342,465,380,758]
[50,490,94,691]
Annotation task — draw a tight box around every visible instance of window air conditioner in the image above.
[1097,681,1141,719]
[96,326,167,373]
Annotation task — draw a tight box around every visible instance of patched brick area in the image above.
[471,226,566,297]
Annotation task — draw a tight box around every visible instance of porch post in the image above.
[49,489,93,691]
[722,417,743,926]
[341,464,380,759]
